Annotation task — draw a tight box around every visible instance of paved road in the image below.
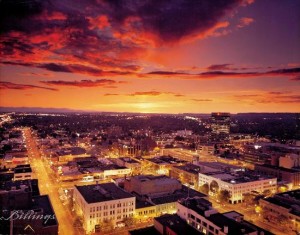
[23,128,80,235]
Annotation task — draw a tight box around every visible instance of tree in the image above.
[123,217,136,227]
[263,189,271,196]
[210,180,219,193]
[243,193,255,205]
[100,219,114,231]
[218,190,231,203]
[199,183,209,195]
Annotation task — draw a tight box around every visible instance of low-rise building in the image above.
[11,195,58,235]
[255,164,300,187]
[13,164,32,181]
[197,144,215,155]
[145,155,187,175]
[0,179,57,235]
[162,149,198,162]
[73,183,135,234]
[177,198,273,235]
[114,157,141,175]
[170,164,203,189]
[124,175,182,197]
[259,189,300,232]
[198,171,277,204]
[125,174,206,218]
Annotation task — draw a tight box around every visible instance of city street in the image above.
[22,128,156,235]
[23,128,81,235]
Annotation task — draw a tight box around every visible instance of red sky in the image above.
[0,0,300,113]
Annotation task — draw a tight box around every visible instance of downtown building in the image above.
[192,162,277,204]
[0,179,58,235]
[130,198,272,235]
[198,170,277,204]
[124,175,206,220]
[73,182,135,234]
[177,197,273,235]
[259,189,300,232]
[210,112,230,142]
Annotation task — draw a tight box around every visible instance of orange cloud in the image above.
[238,17,254,28]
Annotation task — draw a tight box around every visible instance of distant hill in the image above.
[0,107,85,113]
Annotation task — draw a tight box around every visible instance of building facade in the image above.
[73,183,135,234]
[198,172,277,204]
[210,113,230,142]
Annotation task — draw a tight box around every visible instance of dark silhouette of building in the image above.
[210,113,230,142]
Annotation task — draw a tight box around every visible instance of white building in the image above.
[177,198,268,235]
[198,171,277,204]
[73,183,135,234]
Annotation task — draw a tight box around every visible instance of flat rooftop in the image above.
[209,213,255,234]
[131,174,173,182]
[202,170,274,184]
[173,164,202,175]
[223,211,274,235]
[119,157,139,164]
[31,195,58,227]
[150,185,206,205]
[148,156,187,165]
[256,164,300,173]
[178,198,213,216]
[14,167,32,174]
[0,179,40,196]
[197,161,243,171]
[155,214,203,235]
[75,183,134,204]
[135,198,155,209]
[129,226,161,235]
[261,189,300,214]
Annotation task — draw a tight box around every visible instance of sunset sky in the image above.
[0,0,299,113]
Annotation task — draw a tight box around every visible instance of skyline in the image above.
[1,0,300,113]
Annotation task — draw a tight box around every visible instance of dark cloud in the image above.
[104,0,241,42]
[39,63,72,73]
[104,93,119,96]
[0,0,250,77]
[206,64,232,71]
[0,0,44,33]
[40,79,117,88]
[268,92,286,95]
[147,71,187,75]
[0,81,58,91]
[146,67,300,80]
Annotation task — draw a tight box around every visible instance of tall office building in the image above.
[210,112,230,142]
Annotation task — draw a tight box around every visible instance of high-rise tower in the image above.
[210,112,230,142]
